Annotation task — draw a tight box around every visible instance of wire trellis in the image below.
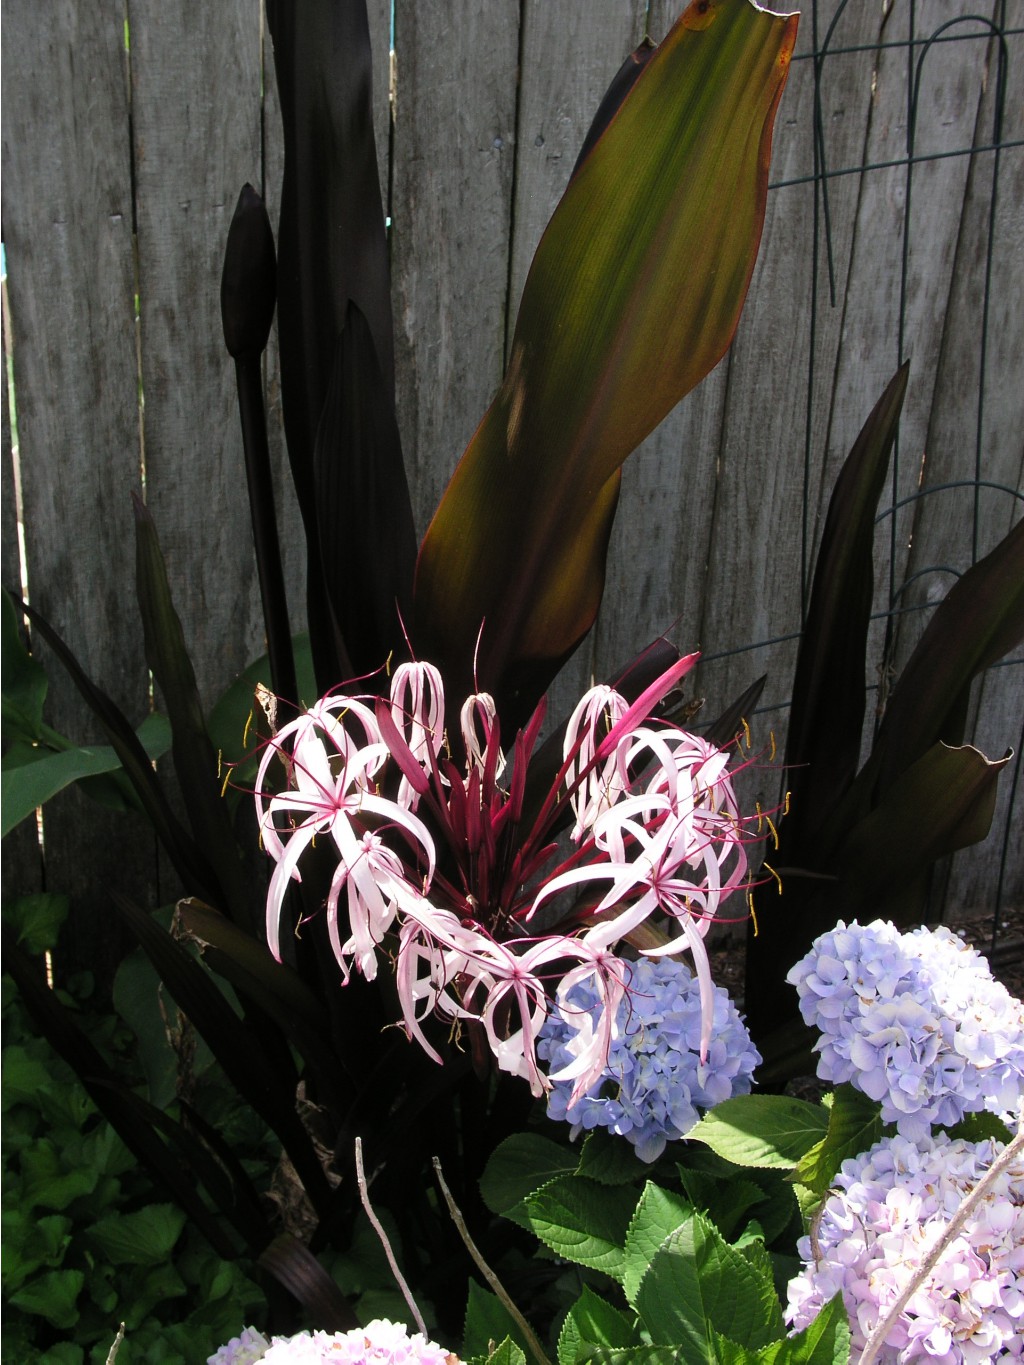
[701,0,1023,942]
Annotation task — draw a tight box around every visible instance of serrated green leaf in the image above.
[462,1281,529,1362]
[558,1284,638,1365]
[480,1133,579,1217]
[767,1292,849,1365]
[677,1166,766,1241]
[791,1084,884,1195]
[485,1341,528,1365]
[636,1210,779,1354]
[580,1351,681,1365]
[18,1141,99,1211]
[944,1111,1015,1144]
[7,1267,84,1330]
[576,1129,649,1186]
[688,1097,828,1169]
[524,1175,636,1276]
[2,891,70,955]
[85,1203,187,1266]
[622,1183,694,1304]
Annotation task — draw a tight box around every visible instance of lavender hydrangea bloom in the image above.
[788,920,1024,1138]
[786,1131,1024,1363]
[207,1327,270,1365]
[208,1321,457,1365]
[537,956,760,1162]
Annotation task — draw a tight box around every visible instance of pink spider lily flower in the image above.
[254,648,758,1094]
[389,661,445,809]
[460,691,506,781]
[562,683,630,839]
[256,694,435,961]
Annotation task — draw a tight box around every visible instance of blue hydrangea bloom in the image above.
[788,919,1024,1139]
[537,956,760,1162]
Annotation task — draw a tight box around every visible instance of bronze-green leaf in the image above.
[414,0,798,720]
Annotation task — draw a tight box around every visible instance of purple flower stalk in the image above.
[538,955,760,1161]
[786,1131,1024,1363]
[254,656,759,1103]
[788,920,1024,1138]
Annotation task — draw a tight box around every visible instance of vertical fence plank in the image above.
[1,0,158,965]
[507,1,657,725]
[389,1,521,542]
[1,279,43,908]
[127,0,265,711]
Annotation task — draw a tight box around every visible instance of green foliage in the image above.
[1,970,266,1364]
[686,1097,829,1169]
[790,1085,886,1197]
[746,367,1024,1063]
[475,1122,850,1365]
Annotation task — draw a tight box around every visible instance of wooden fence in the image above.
[2,0,1022,956]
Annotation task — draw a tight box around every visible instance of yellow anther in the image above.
[243,707,255,747]
[769,729,777,763]
[763,859,783,895]
[747,888,759,937]
[741,716,752,750]
[766,812,780,849]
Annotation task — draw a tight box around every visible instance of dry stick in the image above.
[858,1114,1024,1365]
[105,1323,126,1364]
[355,1137,428,1337]
[432,1156,553,1365]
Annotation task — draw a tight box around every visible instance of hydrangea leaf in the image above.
[463,1282,530,1363]
[676,1166,768,1242]
[622,1183,695,1305]
[523,1174,636,1276]
[790,1085,884,1196]
[635,1211,778,1352]
[480,1341,527,1365]
[576,1130,649,1186]
[479,1133,578,1218]
[558,1285,639,1365]
[414,0,799,720]
[687,1097,828,1170]
[710,1292,849,1364]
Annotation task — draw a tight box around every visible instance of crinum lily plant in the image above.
[255,652,756,1104]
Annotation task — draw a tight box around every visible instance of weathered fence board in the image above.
[2,0,1021,953]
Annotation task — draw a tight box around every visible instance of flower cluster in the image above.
[786,1131,1024,1362]
[788,920,1024,1138]
[537,955,760,1161]
[208,1320,458,1365]
[255,655,755,1102]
